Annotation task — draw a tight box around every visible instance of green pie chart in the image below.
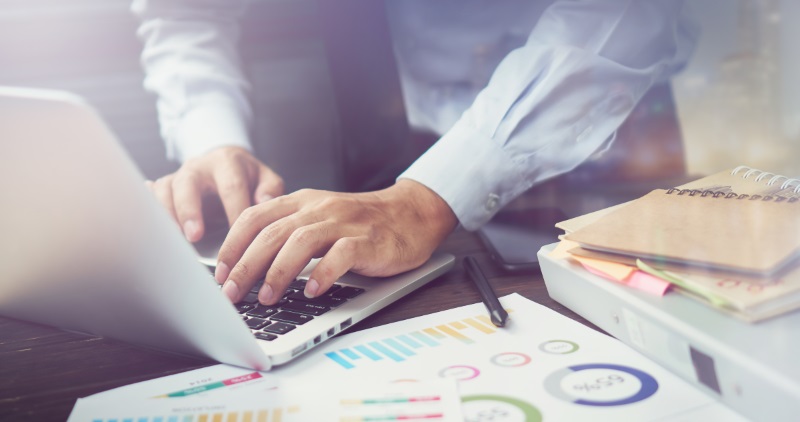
[461,394,542,422]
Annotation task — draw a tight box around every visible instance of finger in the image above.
[213,164,253,227]
[264,221,341,302]
[171,172,205,243]
[305,236,367,298]
[253,165,285,204]
[215,196,300,284]
[152,176,178,225]
[220,213,308,303]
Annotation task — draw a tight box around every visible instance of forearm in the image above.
[132,0,253,162]
[401,0,697,230]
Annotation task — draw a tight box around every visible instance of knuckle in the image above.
[237,206,259,225]
[217,243,237,261]
[255,225,282,247]
[267,265,288,284]
[289,226,315,247]
[219,177,248,193]
[232,261,251,278]
[292,188,318,199]
[336,237,358,255]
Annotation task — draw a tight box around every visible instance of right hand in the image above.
[146,146,284,242]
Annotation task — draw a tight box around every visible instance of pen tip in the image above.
[490,310,507,327]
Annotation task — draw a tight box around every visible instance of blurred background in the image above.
[1,0,798,186]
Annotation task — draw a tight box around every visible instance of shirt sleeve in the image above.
[131,0,253,163]
[399,0,698,230]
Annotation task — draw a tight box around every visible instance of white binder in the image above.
[539,243,800,421]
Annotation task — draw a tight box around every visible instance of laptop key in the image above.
[263,322,295,335]
[281,300,330,316]
[255,332,277,341]
[331,286,365,299]
[235,303,256,314]
[288,279,307,290]
[284,291,347,308]
[247,305,278,319]
[271,311,313,325]
[246,318,271,330]
[241,292,260,304]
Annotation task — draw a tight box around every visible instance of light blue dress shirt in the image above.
[132,0,696,230]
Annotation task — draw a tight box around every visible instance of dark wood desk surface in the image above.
[0,228,601,421]
[1,176,682,421]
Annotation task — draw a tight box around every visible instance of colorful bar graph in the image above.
[463,318,495,334]
[368,341,404,362]
[340,414,444,421]
[154,373,262,398]
[355,345,382,361]
[422,328,446,340]
[434,325,474,345]
[90,406,299,422]
[341,348,361,360]
[341,396,441,405]
[383,338,415,357]
[325,311,510,369]
[450,321,467,330]
[326,351,355,369]
[410,332,438,347]
[397,334,422,349]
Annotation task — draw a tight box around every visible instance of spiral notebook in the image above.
[557,165,800,235]
[562,166,800,321]
[566,188,800,275]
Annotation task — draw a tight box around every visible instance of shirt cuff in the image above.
[170,102,252,163]
[399,118,529,231]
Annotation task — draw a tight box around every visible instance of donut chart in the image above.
[544,363,658,406]
[461,394,542,422]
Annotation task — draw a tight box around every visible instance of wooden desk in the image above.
[0,229,601,421]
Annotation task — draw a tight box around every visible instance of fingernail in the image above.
[221,279,240,302]
[257,194,274,204]
[214,262,230,284]
[184,219,200,241]
[304,279,319,298]
[259,283,274,304]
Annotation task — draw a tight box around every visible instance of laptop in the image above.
[0,87,455,371]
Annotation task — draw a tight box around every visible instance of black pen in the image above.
[464,255,508,327]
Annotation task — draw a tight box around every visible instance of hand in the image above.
[214,179,458,304]
[146,146,284,242]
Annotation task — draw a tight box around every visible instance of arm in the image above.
[400,0,697,230]
[215,0,697,304]
[132,0,284,241]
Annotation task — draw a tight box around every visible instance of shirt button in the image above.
[485,194,500,211]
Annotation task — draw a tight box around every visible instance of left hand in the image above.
[214,179,458,304]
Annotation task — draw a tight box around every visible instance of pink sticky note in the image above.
[626,270,671,296]
[578,262,670,296]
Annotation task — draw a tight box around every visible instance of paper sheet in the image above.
[69,372,463,421]
[71,294,746,422]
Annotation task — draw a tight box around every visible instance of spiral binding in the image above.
[731,165,800,193]
[665,188,799,202]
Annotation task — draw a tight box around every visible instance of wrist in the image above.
[384,179,458,238]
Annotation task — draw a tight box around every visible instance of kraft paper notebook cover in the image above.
[565,188,800,275]
[556,165,800,234]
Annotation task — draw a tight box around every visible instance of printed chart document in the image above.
[70,294,745,421]
[69,371,463,421]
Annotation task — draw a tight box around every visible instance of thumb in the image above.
[253,165,285,204]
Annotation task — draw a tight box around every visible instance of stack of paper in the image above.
[552,166,800,322]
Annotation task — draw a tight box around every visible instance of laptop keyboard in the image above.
[234,279,365,342]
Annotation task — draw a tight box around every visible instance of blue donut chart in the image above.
[544,363,659,407]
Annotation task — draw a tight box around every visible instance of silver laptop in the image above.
[0,87,454,371]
